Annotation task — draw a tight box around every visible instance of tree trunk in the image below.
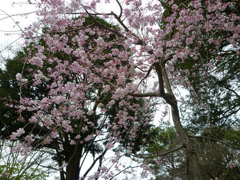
[154,63,203,179]
[59,163,66,180]
[65,151,81,180]
[171,100,203,180]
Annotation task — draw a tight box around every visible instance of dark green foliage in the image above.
[0,59,22,138]
[0,54,49,139]
[140,126,240,180]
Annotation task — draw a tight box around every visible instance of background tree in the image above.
[136,125,240,179]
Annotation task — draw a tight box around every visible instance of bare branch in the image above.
[224,86,240,98]
[110,11,130,33]
[154,62,177,107]
[162,62,174,95]
[137,64,154,87]
[0,9,26,36]
[110,165,139,180]
[109,11,143,45]
[135,145,184,158]
[157,145,184,157]
[154,62,165,96]
[0,11,37,21]
[82,149,108,179]
[115,0,123,18]
[190,136,240,150]
[84,9,123,37]
[129,92,161,97]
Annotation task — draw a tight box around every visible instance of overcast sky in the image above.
[0,0,37,66]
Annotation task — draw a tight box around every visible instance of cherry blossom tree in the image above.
[5,14,154,180]
[8,0,240,179]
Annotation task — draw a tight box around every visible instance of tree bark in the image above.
[65,150,81,180]
[171,103,203,180]
[154,63,203,180]
[58,161,66,180]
